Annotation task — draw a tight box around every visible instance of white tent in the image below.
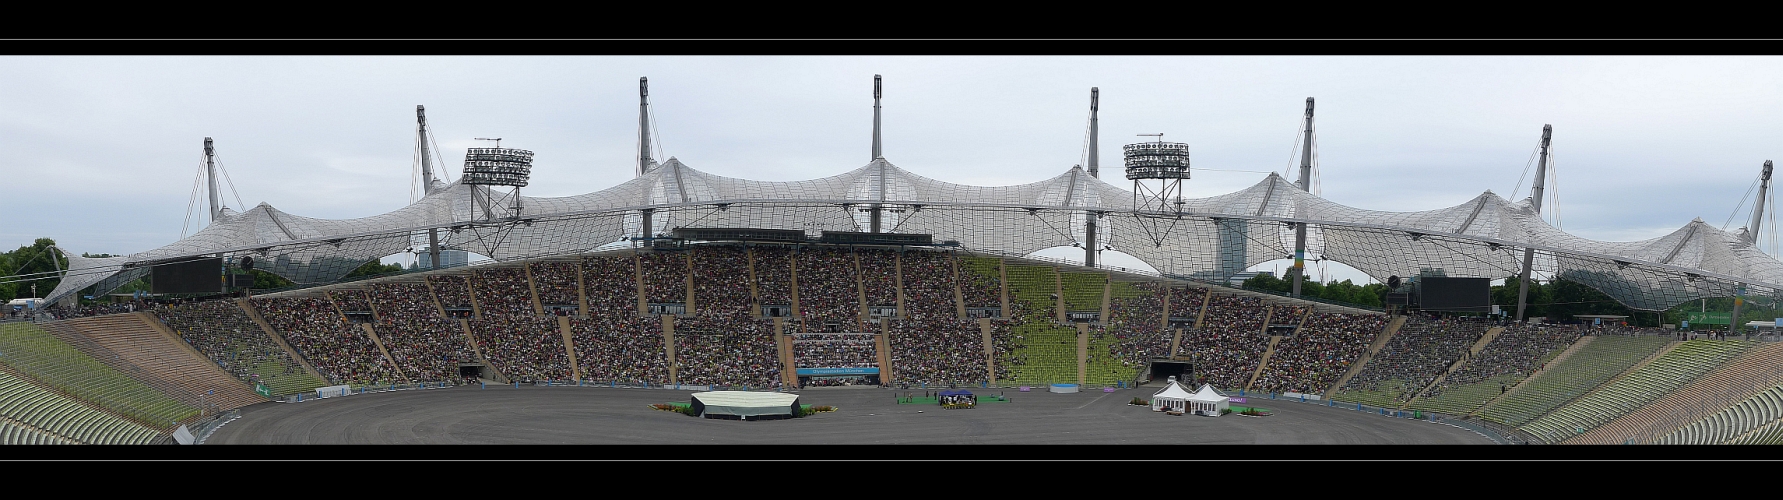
[1151,379,1194,413]
[1188,384,1231,417]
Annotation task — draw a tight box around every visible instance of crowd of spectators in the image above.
[859,250,899,308]
[793,333,878,368]
[1168,287,1208,322]
[1424,322,1581,400]
[958,257,1002,308]
[639,251,688,305]
[1339,314,1488,402]
[890,250,989,387]
[795,248,862,332]
[1102,283,1171,371]
[469,316,572,383]
[42,301,140,319]
[531,261,581,308]
[331,290,372,313]
[368,282,476,383]
[753,246,795,307]
[1178,294,1271,390]
[1250,313,1385,395]
[570,317,668,385]
[582,255,640,316]
[252,296,399,386]
[429,275,474,310]
[689,246,752,318]
[153,299,308,390]
[670,246,781,388]
[473,268,536,317]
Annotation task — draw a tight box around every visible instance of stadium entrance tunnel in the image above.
[460,364,491,381]
[1145,361,1189,386]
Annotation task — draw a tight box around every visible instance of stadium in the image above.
[6,72,1783,448]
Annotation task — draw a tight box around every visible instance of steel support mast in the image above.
[418,105,442,270]
[204,137,221,224]
[1732,160,1772,336]
[639,77,654,240]
[1291,98,1314,297]
[1515,124,1553,323]
[870,75,884,233]
[1085,87,1100,268]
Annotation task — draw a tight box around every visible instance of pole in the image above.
[1086,88,1099,268]
[1515,124,1553,322]
[638,77,653,177]
[418,106,442,270]
[1292,98,1314,297]
[1747,160,1773,243]
[870,75,884,233]
[204,137,221,224]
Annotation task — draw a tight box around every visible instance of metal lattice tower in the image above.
[1124,136,1190,214]
[462,146,533,221]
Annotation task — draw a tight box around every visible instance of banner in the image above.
[795,367,880,376]
[1685,311,1731,325]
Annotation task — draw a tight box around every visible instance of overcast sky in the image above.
[5,56,1781,282]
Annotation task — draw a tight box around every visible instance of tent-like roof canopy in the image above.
[1190,384,1230,403]
[48,156,1783,311]
[1152,380,1194,401]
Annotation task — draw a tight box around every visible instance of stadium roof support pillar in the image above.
[638,77,653,178]
[1086,87,1100,268]
[870,75,884,233]
[419,105,441,271]
[205,137,221,224]
[1516,124,1553,322]
[1733,160,1771,336]
[1292,98,1314,297]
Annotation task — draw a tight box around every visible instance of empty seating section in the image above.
[998,263,1077,385]
[796,249,861,332]
[429,275,474,311]
[1411,324,1580,416]
[958,256,1002,309]
[0,322,197,428]
[0,369,160,444]
[673,246,779,388]
[153,300,326,397]
[753,247,796,308]
[55,314,265,413]
[1252,313,1384,395]
[1088,281,1168,386]
[1333,316,1485,407]
[582,255,639,316]
[470,317,571,382]
[891,250,987,386]
[571,317,667,385]
[1060,272,1105,314]
[368,283,477,383]
[254,297,400,386]
[1477,335,1673,428]
[1520,339,1756,443]
[859,250,898,309]
[331,290,372,313]
[1585,342,1783,445]
[1657,384,1783,444]
[1180,294,1270,390]
[532,261,582,309]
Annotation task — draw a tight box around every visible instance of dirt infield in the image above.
[203,385,1489,445]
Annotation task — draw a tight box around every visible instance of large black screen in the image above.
[151,258,223,294]
[1418,277,1490,312]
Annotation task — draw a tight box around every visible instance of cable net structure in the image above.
[48,157,1783,312]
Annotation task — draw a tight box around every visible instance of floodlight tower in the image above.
[1515,124,1552,323]
[461,139,533,222]
[1291,97,1314,298]
[1085,87,1101,268]
[1124,134,1190,214]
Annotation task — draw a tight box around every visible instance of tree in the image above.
[0,238,61,303]
[344,259,404,279]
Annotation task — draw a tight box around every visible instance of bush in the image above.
[1220,408,1232,415]
[1129,397,1149,406]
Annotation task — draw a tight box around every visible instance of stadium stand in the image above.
[1332,315,1486,407]
[0,368,161,444]
[367,282,478,384]
[1580,341,1783,444]
[1086,281,1167,386]
[429,275,475,315]
[54,314,264,413]
[151,300,326,396]
[1251,313,1385,396]
[889,250,987,387]
[0,321,197,428]
[753,246,796,310]
[254,297,401,387]
[1520,339,1757,443]
[469,316,572,383]
[1475,334,1674,428]
[958,255,1003,310]
[532,261,582,312]
[998,262,1079,386]
[1180,294,1271,390]
[796,248,862,332]
[1409,323,1581,416]
[1657,382,1783,444]
[474,268,537,317]
[673,245,780,388]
